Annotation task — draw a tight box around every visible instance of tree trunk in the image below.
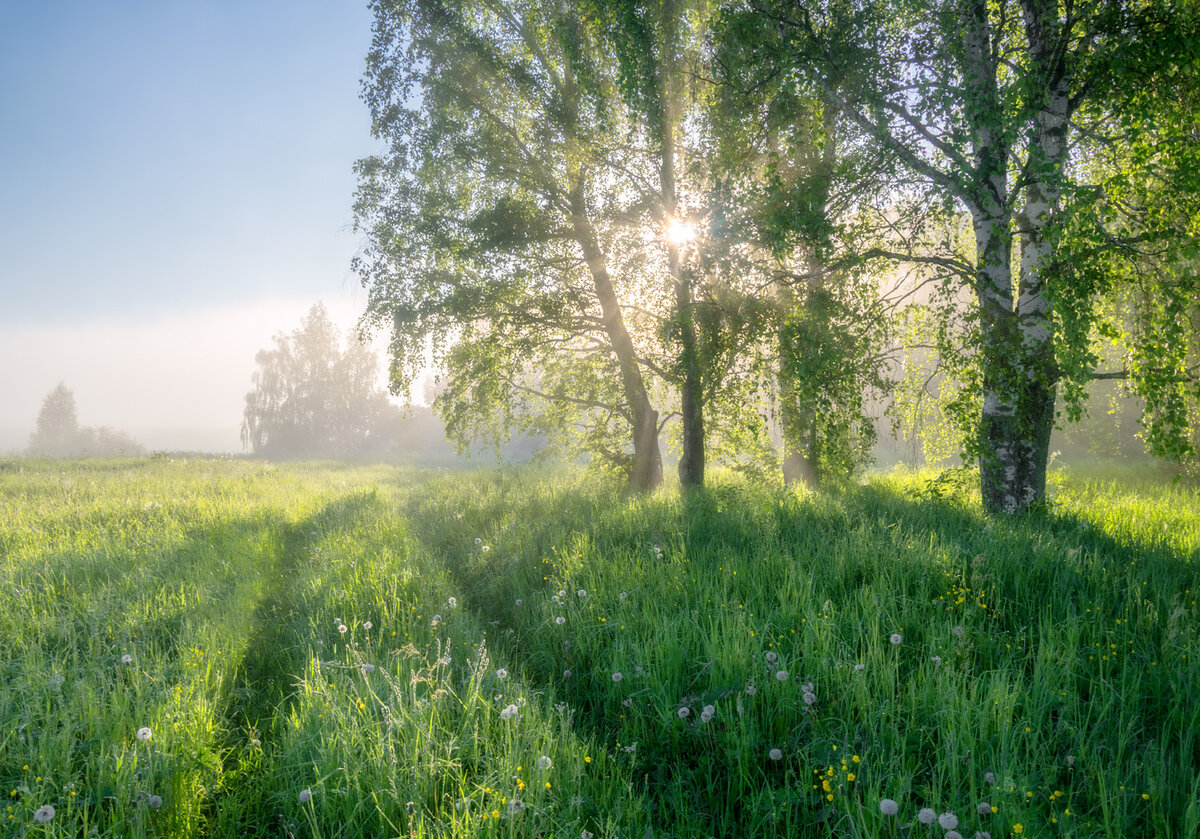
[778,318,820,488]
[570,203,664,491]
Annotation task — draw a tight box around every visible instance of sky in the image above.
[0,0,395,453]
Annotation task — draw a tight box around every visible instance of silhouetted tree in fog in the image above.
[27,383,143,457]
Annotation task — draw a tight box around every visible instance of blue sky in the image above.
[0,0,396,450]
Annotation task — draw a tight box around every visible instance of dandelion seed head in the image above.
[582,832,594,839]
[34,805,55,823]
[939,812,958,830]
[953,625,966,639]
[945,831,963,839]
[496,669,508,679]
[612,672,623,682]
[802,691,817,705]
[775,670,788,681]
[700,705,714,722]
[769,748,783,761]
[577,589,586,598]
[555,616,565,625]
[538,755,552,770]
[854,663,865,671]
[558,590,566,598]
[121,654,133,664]
[563,669,572,677]
[338,624,348,634]
[136,727,153,741]
[918,808,936,824]
[515,599,523,606]
[677,706,690,719]
[481,545,489,552]
[745,684,757,696]
[448,597,457,608]
[984,771,996,784]
[475,538,482,545]
[973,832,991,839]
[977,802,992,815]
[363,621,373,630]
[765,651,778,662]
[500,704,519,720]
[619,591,628,600]
[299,789,312,803]
[890,633,903,645]
[879,798,899,816]
[148,794,162,808]
[361,663,376,674]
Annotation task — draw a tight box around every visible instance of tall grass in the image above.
[1,458,1196,837]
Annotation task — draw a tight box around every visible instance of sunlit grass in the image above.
[1,457,1197,837]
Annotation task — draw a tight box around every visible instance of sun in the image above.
[665,216,697,245]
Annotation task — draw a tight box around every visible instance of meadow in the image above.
[1,458,1197,838]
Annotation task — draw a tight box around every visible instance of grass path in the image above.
[1,459,1197,837]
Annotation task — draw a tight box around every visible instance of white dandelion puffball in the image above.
[34,805,55,823]
[974,832,991,839]
[447,597,457,608]
[977,801,992,815]
[475,537,482,545]
[745,684,757,696]
[622,697,633,707]
[299,789,313,803]
[361,663,376,674]
[515,599,523,606]
[879,798,899,816]
[338,624,348,634]
[538,755,552,770]
[984,771,996,784]
[931,656,943,665]
[775,670,788,681]
[953,624,966,639]
[556,616,565,625]
[619,591,628,600]
[938,812,959,830]
[558,589,566,598]
[700,705,715,722]
[136,727,153,741]
[496,668,508,680]
[500,703,519,720]
[769,748,783,761]
[612,672,623,682]
[333,616,342,624]
[945,832,963,839]
[765,651,777,662]
[917,807,936,825]
[677,706,690,719]
[121,654,133,664]
[802,691,817,706]
[577,589,586,598]
[363,621,373,630]
[552,595,560,604]
[481,545,489,552]
[890,633,903,645]
[148,794,162,808]
[563,669,572,677]
[582,831,594,839]
[854,663,865,671]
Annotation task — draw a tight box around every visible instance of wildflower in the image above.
[559,590,566,598]
[619,591,628,600]
[1012,825,1023,835]
[612,672,623,682]
[515,599,523,606]
[984,771,996,784]
[552,595,560,604]
[775,670,788,681]
[977,801,992,815]
[939,812,958,830]
[34,805,55,823]
[803,691,817,706]
[765,651,778,662]
[338,624,348,634]
[563,669,572,677]
[448,597,457,608]
[496,669,508,679]
[890,633,903,645]
[556,616,565,625]
[677,706,690,719]
[879,799,899,816]
[136,727,153,741]
[361,663,375,674]
[363,621,373,630]
[299,789,312,803]
[745,684,757,696]
[121,654,133,664]
[918,808,936,825]
[854,663,865,671]
[769,748,783,761]
[500,704,519,720]
[538,756,552,770]
[475,538,482,545]
[931,656,943,665]
[945,832,963,839]
[700,705,715,722]
[577,589,586,598]
[481,546,489,552]
[148,794,162,808]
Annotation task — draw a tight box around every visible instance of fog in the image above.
[0,296,408,455]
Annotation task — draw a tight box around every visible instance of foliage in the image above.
[2,460,1199,836]
[27,383,144,458]
[241,303,398,458]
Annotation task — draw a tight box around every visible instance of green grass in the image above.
[1,458,1197,838]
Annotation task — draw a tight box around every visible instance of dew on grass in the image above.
[34,805,55,823]
[769,748,782,761]
[299,789,312,803]
[918,807,936,824]
[136,727,153,741]
[879,799,899,816]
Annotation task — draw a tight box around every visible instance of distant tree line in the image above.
[27,383,144,458]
